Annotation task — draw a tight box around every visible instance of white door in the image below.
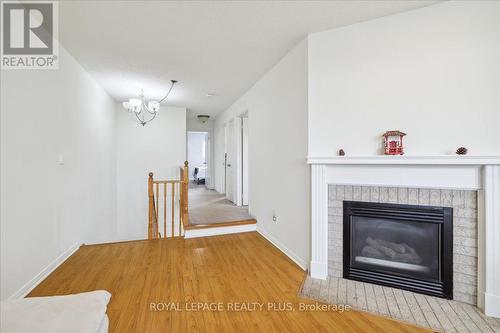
[225,119,235,202]
[242,117,249,205]
[220,124,227,193]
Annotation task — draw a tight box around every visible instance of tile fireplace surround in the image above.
[308,156,500,318]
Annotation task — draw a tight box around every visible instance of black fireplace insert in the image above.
[343,201,453,299]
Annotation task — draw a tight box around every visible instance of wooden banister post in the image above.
[183,161,189,206]
[185,162,189,225]
[183,161,189,183]
[148,172,154,239]
[179,161,189,230]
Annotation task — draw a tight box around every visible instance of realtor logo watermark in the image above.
[1,1,58,69]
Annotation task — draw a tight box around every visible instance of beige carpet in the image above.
[188,184,253,225]
[299,276,500,333]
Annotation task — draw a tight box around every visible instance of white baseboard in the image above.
[9,243,81,300]
[256,227,307,270]
[184,223,256,239]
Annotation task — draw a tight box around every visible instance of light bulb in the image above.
[148,101,160,113]
[127,98,141,113]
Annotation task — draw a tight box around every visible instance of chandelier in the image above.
[122,80,177,126]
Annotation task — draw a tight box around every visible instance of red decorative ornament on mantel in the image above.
[383,130,406,155]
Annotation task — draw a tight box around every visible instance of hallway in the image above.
[188,184,254,225]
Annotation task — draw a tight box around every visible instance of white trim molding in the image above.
[307,155,500,165]
[308,157,500,318]
[321,164,481,190]
[483,165,500,318]
[310,164,328,279]
[183,223,256,239]
[257,227,307,270]
[8,243,81,300]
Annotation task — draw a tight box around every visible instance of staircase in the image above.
[147,161,256,239]
[147,161,189,239]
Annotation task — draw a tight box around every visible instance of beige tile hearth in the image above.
[299,276,500,333]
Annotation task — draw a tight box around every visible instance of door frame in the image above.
[234,110,248,206]
[241,115,249,206]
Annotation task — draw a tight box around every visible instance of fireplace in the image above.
[343,201,453,299]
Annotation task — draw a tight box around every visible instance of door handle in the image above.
[227,164,231,167]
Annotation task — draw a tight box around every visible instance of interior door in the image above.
[225,119,235,202]
[222,124,227,194]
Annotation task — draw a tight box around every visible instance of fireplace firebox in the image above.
[343,201,453,299]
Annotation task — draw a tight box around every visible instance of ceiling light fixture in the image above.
[122,80,177,126]
[197,115,210,123]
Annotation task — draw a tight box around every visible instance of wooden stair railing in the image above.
[148,161,189,239]
[179,161,189,230]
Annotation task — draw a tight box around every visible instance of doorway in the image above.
[187,131,208,186]
[222,114,249,207]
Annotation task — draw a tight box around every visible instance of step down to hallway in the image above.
[183,219,257,239]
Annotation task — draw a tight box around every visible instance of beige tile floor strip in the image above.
[299,276,500,333]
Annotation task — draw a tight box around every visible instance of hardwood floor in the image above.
[28,232,430,332]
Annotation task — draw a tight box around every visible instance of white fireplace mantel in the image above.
[308,155,500,318]
[307,155,500,165]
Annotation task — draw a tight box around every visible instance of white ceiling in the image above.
[59,1,437,117]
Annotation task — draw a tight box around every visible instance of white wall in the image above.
[0,46,117,300]
[308,1,500,157]
[214,39,309,268]
[116,106,186,241]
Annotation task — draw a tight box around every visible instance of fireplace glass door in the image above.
[350,216,439,281]
[343,201,453,299]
